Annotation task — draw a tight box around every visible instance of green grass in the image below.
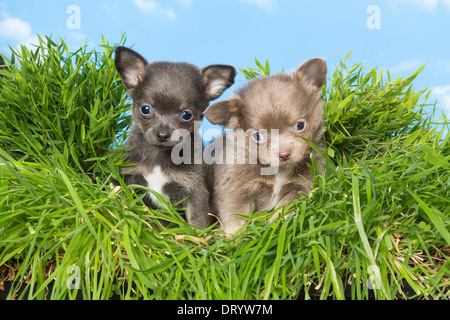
[0,37,449,300]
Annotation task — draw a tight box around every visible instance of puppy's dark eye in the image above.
[140,104,153,117]
[252,131,265,143]
[180,110,194,122]
[295,120,306,132]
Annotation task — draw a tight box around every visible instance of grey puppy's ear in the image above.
[204,98,241,129]
[115,46,148,90]
[202,65,236,101]
[295,58,327,94]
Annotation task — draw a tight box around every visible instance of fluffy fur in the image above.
[114,46,236,228]
[205,58,327,234]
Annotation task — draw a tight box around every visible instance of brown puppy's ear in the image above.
[202,65,236,101]
[295,58,327,94]
[204,98,241,129]
[115,46,148,90]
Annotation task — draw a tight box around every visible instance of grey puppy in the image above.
[205,58,327,235]
[114,46,236,228]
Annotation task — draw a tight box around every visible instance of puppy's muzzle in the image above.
[156,129,171,143]
[279,150,292,162]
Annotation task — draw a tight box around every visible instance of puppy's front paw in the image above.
[221,219,246,238]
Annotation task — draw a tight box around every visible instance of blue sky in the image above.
[1,0,449,125]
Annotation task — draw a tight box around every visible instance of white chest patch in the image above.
[268,169,289,210]
[143,166,171,209]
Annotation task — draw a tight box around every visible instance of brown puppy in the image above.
[204,58,327,234]
[114,46,236,228]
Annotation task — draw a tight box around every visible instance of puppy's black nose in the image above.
[156,131,170,142]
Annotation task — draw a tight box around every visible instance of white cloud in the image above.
[100,3,121,21]
[386,0,450,12]
[415,0,439,11]
[133,0,177,20]
[166,8,176,20]
[390,59,424,74]
[437,60,450,73]
[134,0,158,12]
[0,14,39,49]
[0,17,32,40]
[432,84,450,117]
[68,30,87,43]
[19,34,39,49]
[242,0,277,12]
[178,0,192,7]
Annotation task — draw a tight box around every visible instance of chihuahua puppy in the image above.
[204,58,327,234]
[114,46,236,228]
